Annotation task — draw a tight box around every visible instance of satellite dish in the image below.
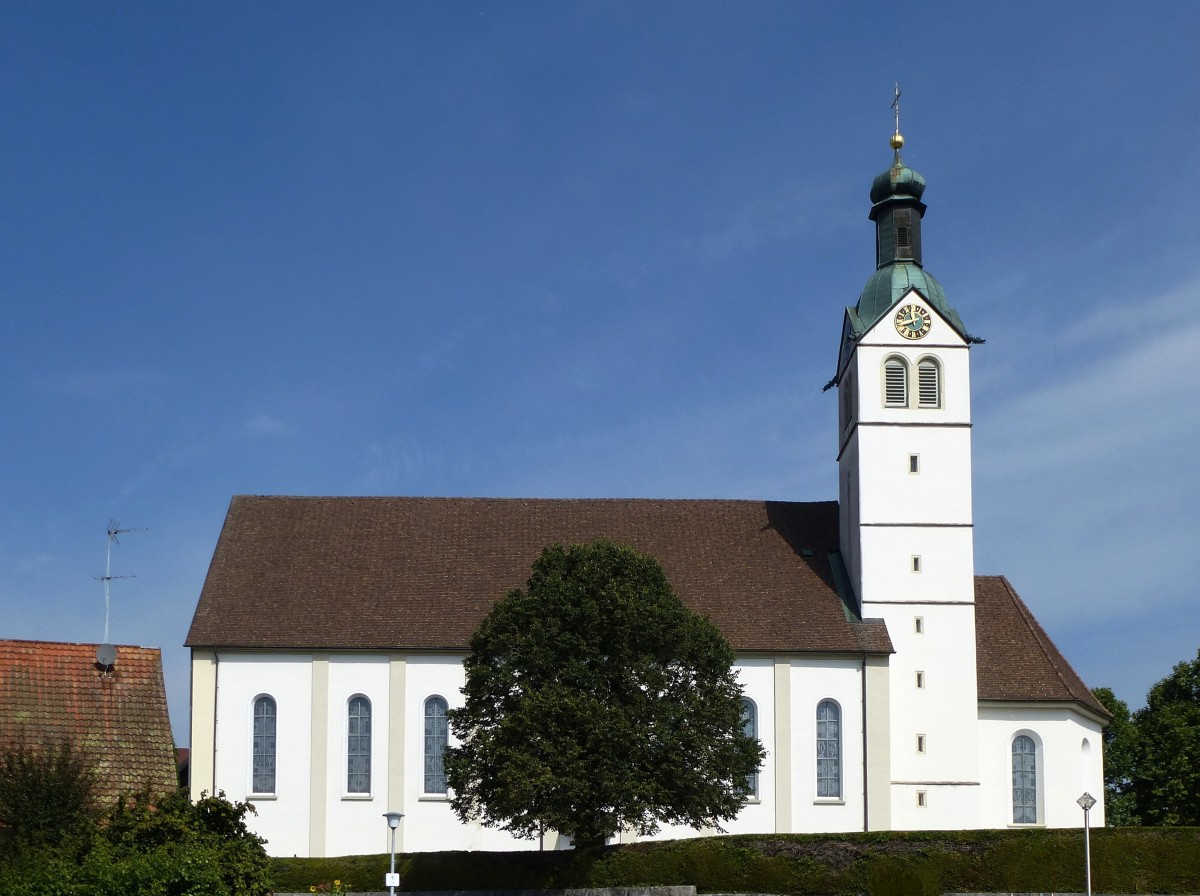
[96,643,117,668]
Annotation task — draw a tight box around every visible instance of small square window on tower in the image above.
[916,790,928,808]
[916,671,925,689]
[911,555,922,573]
[916,734,927,754]
[909,454,920,474]
[914,616,924,634]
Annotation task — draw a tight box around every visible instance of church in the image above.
[186,127,1109,858]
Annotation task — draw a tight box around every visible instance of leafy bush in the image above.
[0,738,97,852]
[0,787,272,896]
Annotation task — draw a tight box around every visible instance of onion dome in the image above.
[870,134,927,206]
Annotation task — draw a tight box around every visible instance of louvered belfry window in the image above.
[884,358,908,407]
[918,358,940,408]
[347,696,371,793]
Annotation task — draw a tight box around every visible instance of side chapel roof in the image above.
[0,640,179,803]
[187,495,892,655]
[974,576,1110,718]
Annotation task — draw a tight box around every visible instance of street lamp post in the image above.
[1077,792,1096,896]
[383,811,404,896]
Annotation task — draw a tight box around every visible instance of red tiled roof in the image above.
[974,576,1110,718]
[187,495,893,655]
[0,640,178,803]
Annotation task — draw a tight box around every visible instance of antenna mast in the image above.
[99,520,147,644]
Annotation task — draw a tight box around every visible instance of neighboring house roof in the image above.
[187,495,893,655]
[0,639,178,803]
[974,576,1110,718]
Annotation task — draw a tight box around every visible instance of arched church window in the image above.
[741,697,759,798]
[424,696,450,794]
[917,357,941,408]
[884,357,908,407]
[347,695,371,794]
[1012,734,1038,823]
[816,699,841,798]
[252,695,277,795]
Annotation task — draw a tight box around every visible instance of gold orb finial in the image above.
[890,132,904,151]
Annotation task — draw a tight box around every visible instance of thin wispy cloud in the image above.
[244,414,291,437]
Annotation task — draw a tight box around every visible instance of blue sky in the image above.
[3,3,1198,744]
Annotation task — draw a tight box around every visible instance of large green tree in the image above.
[1091,687,1140,826]
[445,538,764,848]
[1129,649,1200,825]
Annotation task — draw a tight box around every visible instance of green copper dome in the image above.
[849,262,965,337]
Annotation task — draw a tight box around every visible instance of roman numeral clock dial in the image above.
[894,303,932,339]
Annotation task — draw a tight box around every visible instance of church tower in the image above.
[833,122,981,828]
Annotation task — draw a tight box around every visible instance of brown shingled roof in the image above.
[0,640,178,803]
[974,576,1110,718]
[187,495,893,655]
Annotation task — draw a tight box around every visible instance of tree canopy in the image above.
[1091,687,1139,826]
[1130,649,1200,825]
[1094,647,1200,827]
[444,538,764,847]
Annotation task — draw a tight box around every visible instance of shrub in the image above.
[0,738,97,852]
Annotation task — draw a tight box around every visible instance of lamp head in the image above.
[1077,792,1096,811]
[383,811,404,829]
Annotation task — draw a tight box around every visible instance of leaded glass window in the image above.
[252,695,276,794]
[347,695,371,794]
[816,699,841,798]
[424,696,449,794]
[1012,734,1038,824]
[741,698,759,798]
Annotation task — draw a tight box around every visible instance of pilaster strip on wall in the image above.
[773,657,792,832]
[864,655,891,831]
[388,656,407,853]
[189,650,217,801]
[309,654,330,857]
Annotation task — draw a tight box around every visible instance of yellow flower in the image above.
[334,882,341,887]
[309,888,316,893]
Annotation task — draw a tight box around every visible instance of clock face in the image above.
[894,303,932,339]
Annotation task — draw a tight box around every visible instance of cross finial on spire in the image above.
[890,83,904,152]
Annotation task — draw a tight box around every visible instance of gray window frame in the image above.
[424,695,450,795]
[740,697,759,799]
[816,699,842,799]
[1012,734,1038,824]
[252,694,277,795]
[347,694,372,794]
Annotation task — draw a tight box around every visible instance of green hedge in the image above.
[272,828,1200,895]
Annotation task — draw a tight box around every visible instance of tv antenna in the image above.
[96,520,147,651]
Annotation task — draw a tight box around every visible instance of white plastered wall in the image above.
[323,655,391,857]
[212,653,315,857]
[978,704,1106,829]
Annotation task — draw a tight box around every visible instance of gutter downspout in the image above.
[862,654,869,832]
[210,651,219,796]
